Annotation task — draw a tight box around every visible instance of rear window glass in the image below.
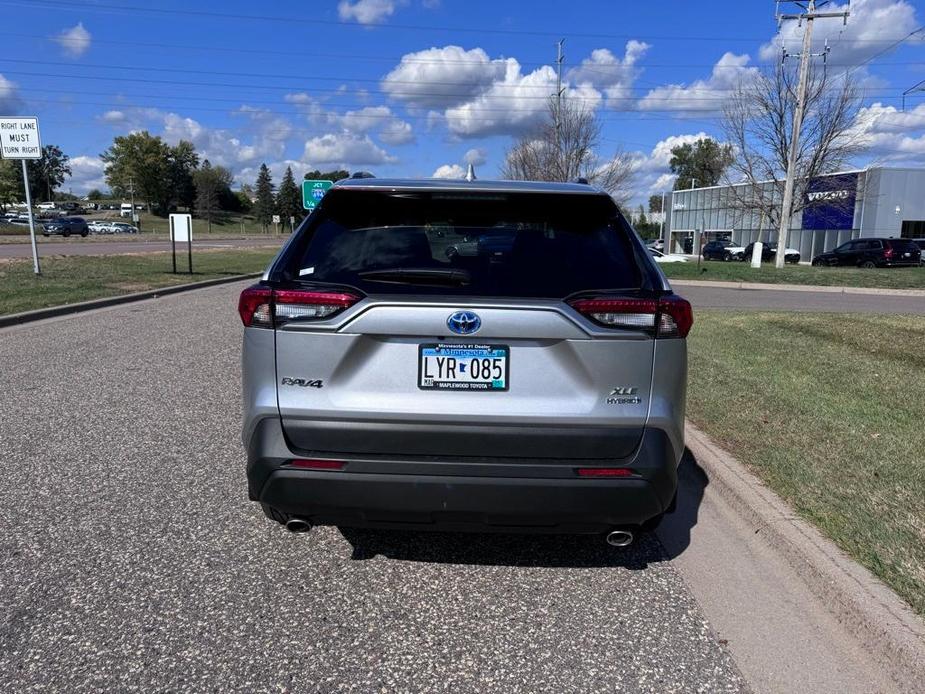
[890,239,919,251]
[279,190,644,297]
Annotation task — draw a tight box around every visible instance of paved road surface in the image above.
[0,237,282,258]
[675,282,925,314]
[0,284,902,692]
[0,285,746,693]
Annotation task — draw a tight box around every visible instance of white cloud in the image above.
[760,0,922,67]
[382,46,508,109]
[303,133,397,166]
[54,22,91,58]
[384,44,637,138]
[627,132,714,196]
[464,148,486,166]
[0,74,19,112]
[568,41,650,109]
[68,156,107,194]
[379,117,415,145]
[444,61,564,138]
[338,0,400,25]
[100,110,126,123]
[638,52,757,114]
[283,95,415,145]
[432,164,466,178]
[848,102,925,162]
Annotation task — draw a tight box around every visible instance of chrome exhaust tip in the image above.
[606,529,634,547]
[285,518,312,533]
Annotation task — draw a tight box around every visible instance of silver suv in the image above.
[240,178,691,545]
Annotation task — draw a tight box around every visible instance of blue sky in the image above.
[1,0,923,203]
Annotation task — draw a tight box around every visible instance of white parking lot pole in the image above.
[21,159,41,275]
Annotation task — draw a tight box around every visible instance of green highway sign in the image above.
[302,179,334,211]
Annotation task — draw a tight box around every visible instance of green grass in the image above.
[661,260,925,289]
[688,311,925,616]
[0,248,277,315]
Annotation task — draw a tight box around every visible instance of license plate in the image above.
[418,344,509,391]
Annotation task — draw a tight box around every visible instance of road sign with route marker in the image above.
[302,179,333,211]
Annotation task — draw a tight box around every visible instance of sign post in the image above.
[302,179,334,212]
[0,116,43,275]
[272,214,280,235]
[169,213,193,274]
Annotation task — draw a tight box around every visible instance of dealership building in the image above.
[662,166,925,258]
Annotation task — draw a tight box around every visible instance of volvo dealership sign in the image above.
[803,173,858,230]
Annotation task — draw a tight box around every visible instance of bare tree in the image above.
[720,61,864,242]
[502,98,637,208]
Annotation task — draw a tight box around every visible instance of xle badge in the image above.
[607,387,641,405]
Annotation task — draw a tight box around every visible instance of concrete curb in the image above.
[0,273,260,329]
[684,421,925,692]
[671,278,925,297]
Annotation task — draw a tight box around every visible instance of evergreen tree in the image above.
[253,164,275,232]
[276,166,303,232]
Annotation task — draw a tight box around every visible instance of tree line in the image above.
[100,132,351,232]
[0,131,353,233]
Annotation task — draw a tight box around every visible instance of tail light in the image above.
[238,286,360,328]
[883,242,894,260]
[569,295,693,338]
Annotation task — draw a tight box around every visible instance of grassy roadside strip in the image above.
[661,261,925,289]
[0,248,277,316]
[687,310,925,616]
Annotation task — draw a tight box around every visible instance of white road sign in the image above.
[0,116,42,159]
[169,213,192,242]
[272,215,281,224]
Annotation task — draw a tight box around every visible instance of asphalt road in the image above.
[0,237,282,258]
[675,282,925,314]
[0,284,748,693]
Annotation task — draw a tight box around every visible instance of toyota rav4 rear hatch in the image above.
[261,186,680,460]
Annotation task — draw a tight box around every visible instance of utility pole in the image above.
[774,0,849,268]
[554,39,565,177]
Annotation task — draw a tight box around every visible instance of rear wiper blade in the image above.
[358,267,471,286]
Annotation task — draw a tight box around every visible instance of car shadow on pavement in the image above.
[337,451,706,569]
[655,449,708,561]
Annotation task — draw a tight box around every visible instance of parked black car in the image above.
[907,238,925,265]
[811,238,921,268]
[742,242,801,264]
[701,239,744,261]
[42,216,89,237]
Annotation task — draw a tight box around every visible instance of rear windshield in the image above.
[276,190,646,297]
[889,239,920,251]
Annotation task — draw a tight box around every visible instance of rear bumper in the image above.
[246,418,680,533]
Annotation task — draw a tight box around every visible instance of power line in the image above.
[0,66,910,101]
[5,31,923,72]
[3,0,920,43]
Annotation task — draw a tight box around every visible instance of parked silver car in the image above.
[240,178,692,544]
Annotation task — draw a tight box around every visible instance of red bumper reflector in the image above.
[288,459,346,470]
[576,467,634,478]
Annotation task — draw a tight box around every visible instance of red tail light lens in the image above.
[656,295,694,338]
[577,467,634,478]
[287,459,346,470]
[238,286,361,327]
[238,286,272,327]
[569,295,693,338]
[883,242,894,260]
